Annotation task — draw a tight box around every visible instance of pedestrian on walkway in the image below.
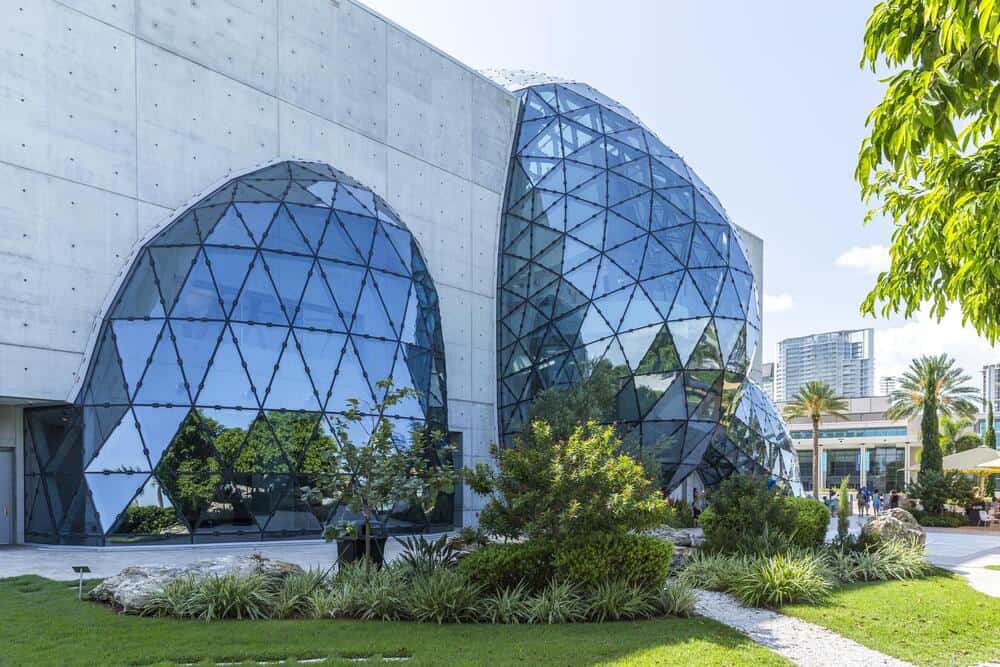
[872,488,882,516]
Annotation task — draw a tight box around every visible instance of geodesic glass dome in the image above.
[487,70,800,493]
[23,161,450,545]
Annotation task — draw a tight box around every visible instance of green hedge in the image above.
[553,533,673,590]
[786,497,831,548]
[456,541,554,592]
[909,509,967,527]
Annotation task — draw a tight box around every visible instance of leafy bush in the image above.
[664,500,696,529]
[699,476,798,554]
[271,568,329,619]
[116,505,180,535]
[527,581,587,624]
[552,533,672,590]
[355,565,407,621]
[677,552,755,592]
[583,579,656,622]
[397,534,461,577]
[456,541,554,592]
[910,509,967,527]
[733,553,832,608]
[405,569,482,624]
[652,581,697,617]
[871,540,932,580]
[142,575,200,617]
[908,471,976,513]
[786,497,831,548]
[187,573,275,620]
[466,420,666,541]
[476,584,532,624]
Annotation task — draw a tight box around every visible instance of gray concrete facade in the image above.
[0,0,518,541]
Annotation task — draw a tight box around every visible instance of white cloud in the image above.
[763,292,794,313]
[875,308,1000,381]
[835,244,890,274]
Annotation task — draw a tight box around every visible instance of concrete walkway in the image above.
[695,589,914,667]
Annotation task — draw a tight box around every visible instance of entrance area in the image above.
[0,449,13,545]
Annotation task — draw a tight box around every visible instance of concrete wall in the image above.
[733,224,764,381]
[0,407,24,544]
[0,0,518,533]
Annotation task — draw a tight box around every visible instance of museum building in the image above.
[0,0,798,546]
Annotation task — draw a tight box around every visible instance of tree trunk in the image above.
[812,417,820,499]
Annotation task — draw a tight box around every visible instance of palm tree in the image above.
[887,354,979,475]
[783,381,849,499]
[939,415,976,455]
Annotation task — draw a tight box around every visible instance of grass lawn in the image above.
[783,570,1000,667]
[985,564,1000,572]
[0,576,788,667]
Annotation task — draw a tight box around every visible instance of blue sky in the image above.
[366,0,1000,381]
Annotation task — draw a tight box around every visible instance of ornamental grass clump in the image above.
[142,575,200,618]
[677,552,755,592]
[527,581,587,624]
[733,553,832,608]
[187,573,275,620]
[584,579,655,622]
[271,568,329,619]
[476,583,532,624]
[652,581,697,617]
[405,569,482,624]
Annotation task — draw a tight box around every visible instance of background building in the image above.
[0,1,775,545]
[982,363,1000,412]
[774,328,874,401]
[784,395,917,493]
[878,376,897,396]
[761,362,775,401]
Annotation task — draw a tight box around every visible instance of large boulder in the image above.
[861,508,926,545]
[88,555,303,613]
[646,525,705,548]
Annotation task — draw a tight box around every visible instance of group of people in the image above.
[821,487,900,517]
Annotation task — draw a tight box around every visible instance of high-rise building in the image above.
[878,376,897,396]
[775,329,874,401]
[982,364,1000,411]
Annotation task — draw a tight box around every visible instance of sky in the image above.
[365,0,1000,382]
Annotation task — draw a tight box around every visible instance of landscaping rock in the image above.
[671,545,697,571]
[646,525,705,548]
[862,508,925,546]
[88,554,303,613]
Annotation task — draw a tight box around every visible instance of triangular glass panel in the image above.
[234,203,280,244]
[567,212,605,248]
[133,333,189,406]
[264,343,322,412]
[650,193,691,230]
[659,186,694,217]
[563,161,600,193]
[620,324,660,371]
[170,250,225,319]
[335,185,375,217]
[607,173,647,207]
[197,326,258,408]
[260,252,312,322]
[193,473,259,536]
[231,255,287,325]
[320,260,365,320]
[86,412,148,473]
[668,317,711,366]
[283,181,326,207]
[636,325,681,373]
[354,336,398,399]
[636,372,679,418]
[352,277,394,338]
[203,246,255,316]
[318,214,365,263]
[520,119,563,158]
[112,319,164,395]
[651,160,689,189]
[113,251,166,319]
[203,204,254,246]
[715,318,744,366]
[694,190,726,224]
[641,237,683,280]
[592,286,631,330]
[294,270,347,331]
[606,238,645,279]
[562,236,600,271]
[370,227,408,274]
[170,319,225,390]
[559,117,600,154]
[565,140,608,168]
[261,205,311,254]
[690,267,726,311]
[132,405,189,469]
[668,273,710,320]
[523,89,556,120]
[327,341,375,412]
[604,137,645,168]
[689,226,726,267]
[108,476,189,541]
[371,270,410,335]
[149,245,199,316]
[199,408,257,469]
[653,224,694,264]
[730,238,753,275]
[293,330,347,403]
[152,211,201,246]
[578,304,614,344]
[242,178,288,201]
[620,284,661,331]
[303,180,336,208]
[286,204,329,254]
[716,274,746,319]
[516,117,555,153]
[688,321,723,370]
[228,323,287,402]
[570,173,607,206]
[86,472,149,533]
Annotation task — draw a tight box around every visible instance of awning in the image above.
[907,446,1000,473]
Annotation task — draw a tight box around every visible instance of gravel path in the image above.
[695,589,914,667]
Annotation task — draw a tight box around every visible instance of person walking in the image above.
[856,490,865,517]
[872,488,882,516]
[861,487,871,516]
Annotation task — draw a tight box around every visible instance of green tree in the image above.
[783,381,848,498]
[987,401,997,497]
[466,420,667,541]
[940,415,975,454]
[887,355,979,475]
[837,476,851,543]
[858,1,1000,342]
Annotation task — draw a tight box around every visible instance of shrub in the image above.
[699,476,798,554]
[908,470,976,514]
[355,565,407,621]
[872,539,932,580]
[583,579,656,622]
[910,509,967,527]
[652,581,697,617]
[466,420,666,541]
[405,569,482,624]
[116,505,180,535]
[397,534,461,577]
[476,584,532,624]
[527,581,587,624]
[142,575,200,617]
[786,497,831,548]
[553,533,672,590]
[271,568,329,619]
[677,552,755,592]
[456,541,554,592]
[664,500,696,529]
[188,573,274,620]
[733,553,832,608]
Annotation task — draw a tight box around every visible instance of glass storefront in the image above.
[826,449,861,489]
[867,447,905,492]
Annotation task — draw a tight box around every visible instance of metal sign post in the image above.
[71,566,91,600]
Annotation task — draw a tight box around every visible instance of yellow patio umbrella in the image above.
[976,456,1000,498]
